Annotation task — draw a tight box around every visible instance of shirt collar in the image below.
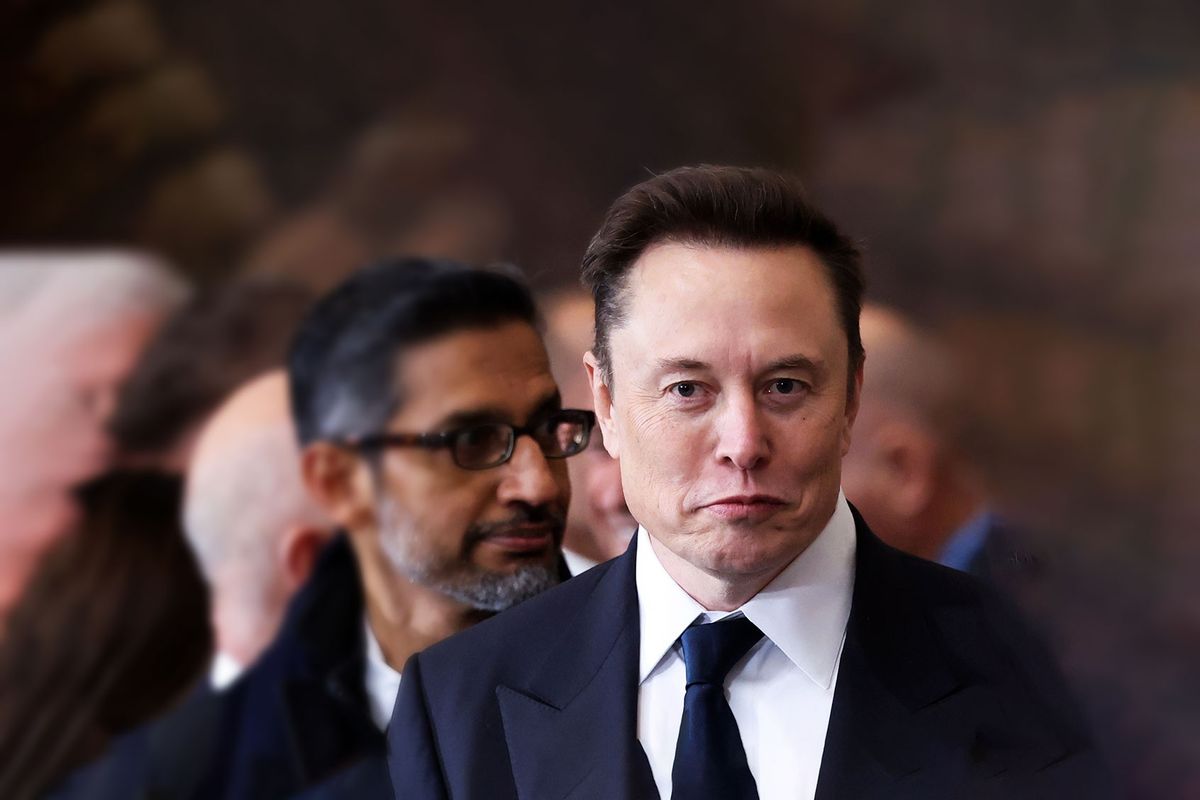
[938,508,993,572]
[561,547,600,576]
[363,618,403,731]
[209,650,244,691]
[636,492,856,690]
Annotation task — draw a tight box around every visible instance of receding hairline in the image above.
[601,238,853,348]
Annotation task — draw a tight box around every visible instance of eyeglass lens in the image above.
[452,413,590,468]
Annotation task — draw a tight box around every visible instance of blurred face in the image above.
[567,426,637,559]
[590,243,860,583]
[6,312,161,488]
[0,311,159,616]
[547,295,637,561]
[365,321,572,611]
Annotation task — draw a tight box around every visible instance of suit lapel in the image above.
[816,510,968,799]
[497,537,658,800]
[270,537,382,791]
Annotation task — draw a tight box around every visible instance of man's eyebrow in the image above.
[655,357,709,373]
[432,391,562,430]
[763,355,824,374]
[654,356,825,375]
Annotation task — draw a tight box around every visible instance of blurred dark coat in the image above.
[216,535,388,800]
[388,509,1111,800]
[53,535,390,800]
[961,516,1042,588]
[47,680,227,800]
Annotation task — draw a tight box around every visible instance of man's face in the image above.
[364,321,571,611]
[5,312,161,489]
[591,243,860,582]
[546,295,637,561]
[570,428,637,559]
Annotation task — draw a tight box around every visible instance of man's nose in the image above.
[713,393,770,471]
[499,436,564,506]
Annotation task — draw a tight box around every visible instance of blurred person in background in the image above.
[543,290,637,573]
[841,304,1036,585]
[61,370,336,800]
[0,251,188,618]
[0,471,211,800]
[110,277,315,471]
[184,369,334,686]
[206,258,592,798]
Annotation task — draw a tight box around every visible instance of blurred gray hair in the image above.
[183,419,326,611]
[0,251,190,347]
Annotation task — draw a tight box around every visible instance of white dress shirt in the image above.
[636,493,857,800]
[208,650,244,691]
[561,547,600,576]
[364,618,403,731]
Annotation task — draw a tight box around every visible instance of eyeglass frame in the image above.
[342,408,598,470]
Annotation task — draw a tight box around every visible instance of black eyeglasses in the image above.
[347,409,597,470]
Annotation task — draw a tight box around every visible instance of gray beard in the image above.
[377,496,561,612]
[409,562,561,612]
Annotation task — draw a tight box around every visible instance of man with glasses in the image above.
[206,258,593,799]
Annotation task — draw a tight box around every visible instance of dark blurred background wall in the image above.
[4,1,1199,793]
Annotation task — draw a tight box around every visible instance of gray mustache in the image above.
[464,507,566,547]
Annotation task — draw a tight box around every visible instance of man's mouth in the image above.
[481,523,559,553]
[700,494,787,522]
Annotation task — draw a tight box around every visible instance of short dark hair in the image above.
[110,277,316,457]
[288,257,540,446]
[581,165,865,393]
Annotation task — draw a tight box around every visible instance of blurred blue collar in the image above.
[938,510,994,572]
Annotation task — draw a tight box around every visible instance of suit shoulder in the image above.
[866,532,988,604]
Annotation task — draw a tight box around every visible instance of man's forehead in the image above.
[623,244,839,327]
[605,242,848,381]
[390,322,558,424]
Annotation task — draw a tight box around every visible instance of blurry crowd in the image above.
[0,167,1178,799]
[0,250,643,798]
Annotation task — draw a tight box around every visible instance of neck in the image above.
[353,538,489,672]
[211,595,278,670]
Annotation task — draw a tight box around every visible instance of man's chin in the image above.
[427,562,562,613]
[675,524,807,578]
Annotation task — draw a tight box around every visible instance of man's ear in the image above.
[279,524,331,592]
[300,442,375,532]
[841,358,865,456]
[583,351,619,459]
[876,422,938,522]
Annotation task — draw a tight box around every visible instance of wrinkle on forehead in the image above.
[610,243,848,391]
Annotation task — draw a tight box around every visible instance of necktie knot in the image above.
[679,615,764,687]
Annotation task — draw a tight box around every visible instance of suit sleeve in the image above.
[388,655,451,800]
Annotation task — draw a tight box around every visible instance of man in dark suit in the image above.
[205,258,592,798]
[388,167,1108,799]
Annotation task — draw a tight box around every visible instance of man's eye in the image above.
[767,379,802,395]
[671,382,699,398]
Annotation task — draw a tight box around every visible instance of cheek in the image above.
[786,410,849,469]
[617,423,704,521]
[380,466,482,532]
[551,461,572,506]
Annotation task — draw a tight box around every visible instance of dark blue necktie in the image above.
[670,615,764,800]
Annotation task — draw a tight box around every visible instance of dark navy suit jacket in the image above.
[58,536,392,800]
[216,535,388,800]
[388,510,1110,799]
